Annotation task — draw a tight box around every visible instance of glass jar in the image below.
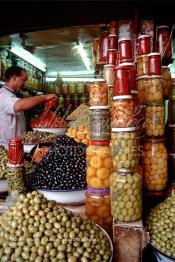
[108,35,117,49]
[57,95,64,108]
[8,138,24,165]
[89,80,108,106]
[161,66,171,98]
[111,95,136,127]
[76,82,85,94]
[113,65,130,96]
[137,75,148,104]
[118,38,133,63]
[156,25,172,59]
[106,49,117,65]
[111,127,139,169]
[64,95,72,109]
[146,76,163,102]
[108,85,113,107]
[90,106,111,141]
[99,30,108,63]
[148,52,161,76]
[145,102,165,137]
[143,138,168,191]
[136,55,148,77]
[137,35,151,56]
[168,100,175,124]
[103,65,115,86]
[167,125,175,153]
[6,164,25,194]
[119,62,136,91]
[85,187,112,234]
[109,21,117,35]
[68,82,77,94]
[71,94,80,110]
[79,94,89,104]
[169,78,175,100]
[110,168,142,222]
[61,83,69,95]
[86,141,113,189]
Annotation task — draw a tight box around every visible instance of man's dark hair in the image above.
[5,66,26,81]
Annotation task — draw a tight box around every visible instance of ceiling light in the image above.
[46,77,57,82]
[62,77,99,82]
[59,70,94,76]
[75,43,91,71]
[10,46,46,72]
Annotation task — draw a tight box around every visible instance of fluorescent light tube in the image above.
[62,77,99,82]
[11,46,46,72]
[46,77,57,82]
[76,43,91,71]
[59,70,94,76]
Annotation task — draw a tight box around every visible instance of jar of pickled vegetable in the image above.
[113,65,130,96]
[90,106,111,141]
[76,82,85,94]
[166,124,175,153]
[162,66,171,98]
[119,62,136,91]
[143,138,168,191]
[103,65,115,86]
[146,76,163,102]
[111,95,135,127]
[111,127,139,170]
[148,52,161,76]
[6,164,25,194]
[137,35,151,56]
[145,102,165,137]
[86,141,113,189]
[110,168,142,222]
[118,38,133,63]
[136,55,148,77]
[137,75,148,104]
[156,25,172,59]
[8,138,24,165]
[89,79,108,106]
[85,187,112,234]
[68,82,77,94]
[168,100,175,124]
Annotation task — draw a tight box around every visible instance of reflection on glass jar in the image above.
[146,76,163,103]
[161,66,171,98]
[110,168,142,222]
[143,138,168,191]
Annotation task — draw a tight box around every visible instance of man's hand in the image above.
[45,94,57,101]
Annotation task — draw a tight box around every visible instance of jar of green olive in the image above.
[6,163,25,194]
[110,168,142,222]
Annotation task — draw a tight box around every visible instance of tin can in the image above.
[118,38,133,63]
[8,138,24,165]
[148,52,161,76]
[137,35,151,56]
[108,35,117,49]
[113,65,130,96]
[106,49,117,65]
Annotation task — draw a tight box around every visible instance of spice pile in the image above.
[31,136,87,190]
[20,131,57,144]
[31,109,67,128]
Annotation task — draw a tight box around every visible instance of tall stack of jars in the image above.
[110,37,142,223]
[136,35,169,191]
[6,138,25,195]
[85,79,113,233]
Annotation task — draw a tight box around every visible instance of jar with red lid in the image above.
[136,55,148,77]
[168,100,175,124]
[113,65,130,96]
[146,76,163,102]
[119,62,136,90]
[64,95,72,109]
[148,52,161,76]
[137,75,148,104]
[106,49,117,65]
[99,30,109,63]
[85,187,112,234]
[166,124,175,153]
[162,66,171,98]
[86,141,113,189]
[89,79,108,106]
[118,38,133,63]
[137,35,151,56]
[8,138,24,165]
[90,106,111,141]
[156,25,172,59]
[103,65,115,86]
[145,102,165,137]
[143,138,168,191]
[111,95,135,127]
[6,164,25,194]
[108,35,117,49]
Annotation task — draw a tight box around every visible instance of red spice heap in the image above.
[31,110,67,128]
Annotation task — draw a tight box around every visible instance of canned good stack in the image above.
[85,79,113,233]
[6,138,25,194]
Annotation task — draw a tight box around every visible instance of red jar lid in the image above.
[148,52,161,56]
[138,34,150,40]
[90,141,110,145]
[118,62,134,67]
[113,95,132,100]
[87,186,110,195]
[118,37,131,42]
[113,65,130,70]
[9,138,23,143]
[109,34,117,37]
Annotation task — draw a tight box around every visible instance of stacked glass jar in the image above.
[7,138,25,195]
[85,79,113,233]
[110,63,142,222]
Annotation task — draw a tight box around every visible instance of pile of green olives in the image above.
[147,193,175,259]
[0,191,112,262]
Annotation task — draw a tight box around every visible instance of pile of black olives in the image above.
[147,193,175,258]
[31,136,87,190]
[0,191,112,261]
